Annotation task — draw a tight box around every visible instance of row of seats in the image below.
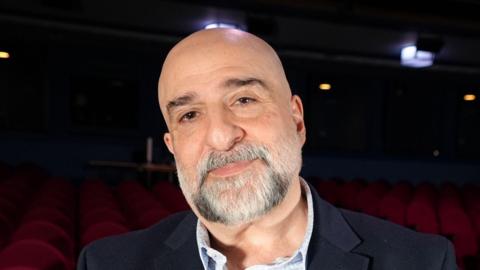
[79,179,129,248]
[312,177,480,270]
[0,161,477,270]
[79,178,190,245]
[0,164,189,270]
[0,165,74,270]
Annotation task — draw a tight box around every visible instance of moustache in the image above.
[196,144,271,186]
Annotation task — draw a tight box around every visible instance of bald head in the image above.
[158,29,291,127]
[156,29,306,226]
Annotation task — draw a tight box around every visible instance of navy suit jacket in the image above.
[77,185,457,270]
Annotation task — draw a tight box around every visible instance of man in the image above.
[77,29,456,270]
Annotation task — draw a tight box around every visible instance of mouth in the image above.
[208,159,257,178]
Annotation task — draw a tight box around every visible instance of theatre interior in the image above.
[0,0,480,269]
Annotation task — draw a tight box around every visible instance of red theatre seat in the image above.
[452,233,479,270]
[437,184,474,237]
[81,208,127,233]
[11,221,74,261]
[3,267,38,270]
[0,197,19,220]
[0,239,70,270]
[337,180,364,210]
[0,212,13,248]
[81,221,129,247]
[137,208,171,229]
[406,183,439,234]
[378,182,413,226]
[80,198,119,215]
[32,199,73,220]
[355,181,389,216]
[315,179,339,205]
[153,181,190,212]
[22,208,74,236]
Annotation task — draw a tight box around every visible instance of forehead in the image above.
[161,37,282,95]
[163,46,274,90]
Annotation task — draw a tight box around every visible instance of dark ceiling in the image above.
[1,0,480,73]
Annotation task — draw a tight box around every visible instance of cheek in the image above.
[173,122,203,138]
[242,109,294,144]
[172,119,208,149]
[172,131,204,172]
[232,103,265,119]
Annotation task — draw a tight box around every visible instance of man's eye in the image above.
[236,97,257,105]
[180,111,198,122]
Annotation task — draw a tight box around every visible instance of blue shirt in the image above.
[196,178,314,270]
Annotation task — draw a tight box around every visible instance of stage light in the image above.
[319,83,332,91]
[464,94,476,102]
[401,46,434,68]
[0,51,10,59]
[204,23,238,30]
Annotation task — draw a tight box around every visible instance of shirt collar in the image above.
[195,177,314,269]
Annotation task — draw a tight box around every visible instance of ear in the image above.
[290,95,306,145]
[163,133,174,154]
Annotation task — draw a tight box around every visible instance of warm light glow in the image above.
[464,94,476,101]
[319,83,332,91]
[0,51,10,59]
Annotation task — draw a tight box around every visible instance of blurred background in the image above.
[0,0,479,269]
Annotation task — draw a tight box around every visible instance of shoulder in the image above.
[340,209,456,269]
[77,211,196,270]
[340,208,446,248]
[84,211,192,253]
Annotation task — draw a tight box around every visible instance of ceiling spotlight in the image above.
[401,46,434,68]
[464,94,476,102]
[204,22,238,30]
[0,51,10,59]
[401,35,444,68]
[319,83,332,91]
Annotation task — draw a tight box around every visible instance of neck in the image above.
[200,177,308,269]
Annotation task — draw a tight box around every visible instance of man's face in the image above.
[159,30,306,225]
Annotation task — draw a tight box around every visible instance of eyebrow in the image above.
[166,92,197,115]
[166,78,268,116]
[223,77,268,90]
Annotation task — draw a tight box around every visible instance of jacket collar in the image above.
[307,182,370,270]
[154,213,204,269]
[154,181,370,270]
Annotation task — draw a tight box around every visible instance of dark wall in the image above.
[0,25,479,183]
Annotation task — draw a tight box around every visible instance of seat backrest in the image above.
[11,221,74,259]
[81,221,129,247]
[137,208,171,229]
[81,208,127,233]
[23,208,73,235]
[0,239,69,270]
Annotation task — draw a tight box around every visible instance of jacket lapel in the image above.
[307,183,370,270]
[153,183,371,270]
[308,239,370,270]
[153,213,204,270]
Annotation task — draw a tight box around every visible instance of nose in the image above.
[205,110,245,151]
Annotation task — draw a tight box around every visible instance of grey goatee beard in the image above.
[176,136,302,226]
